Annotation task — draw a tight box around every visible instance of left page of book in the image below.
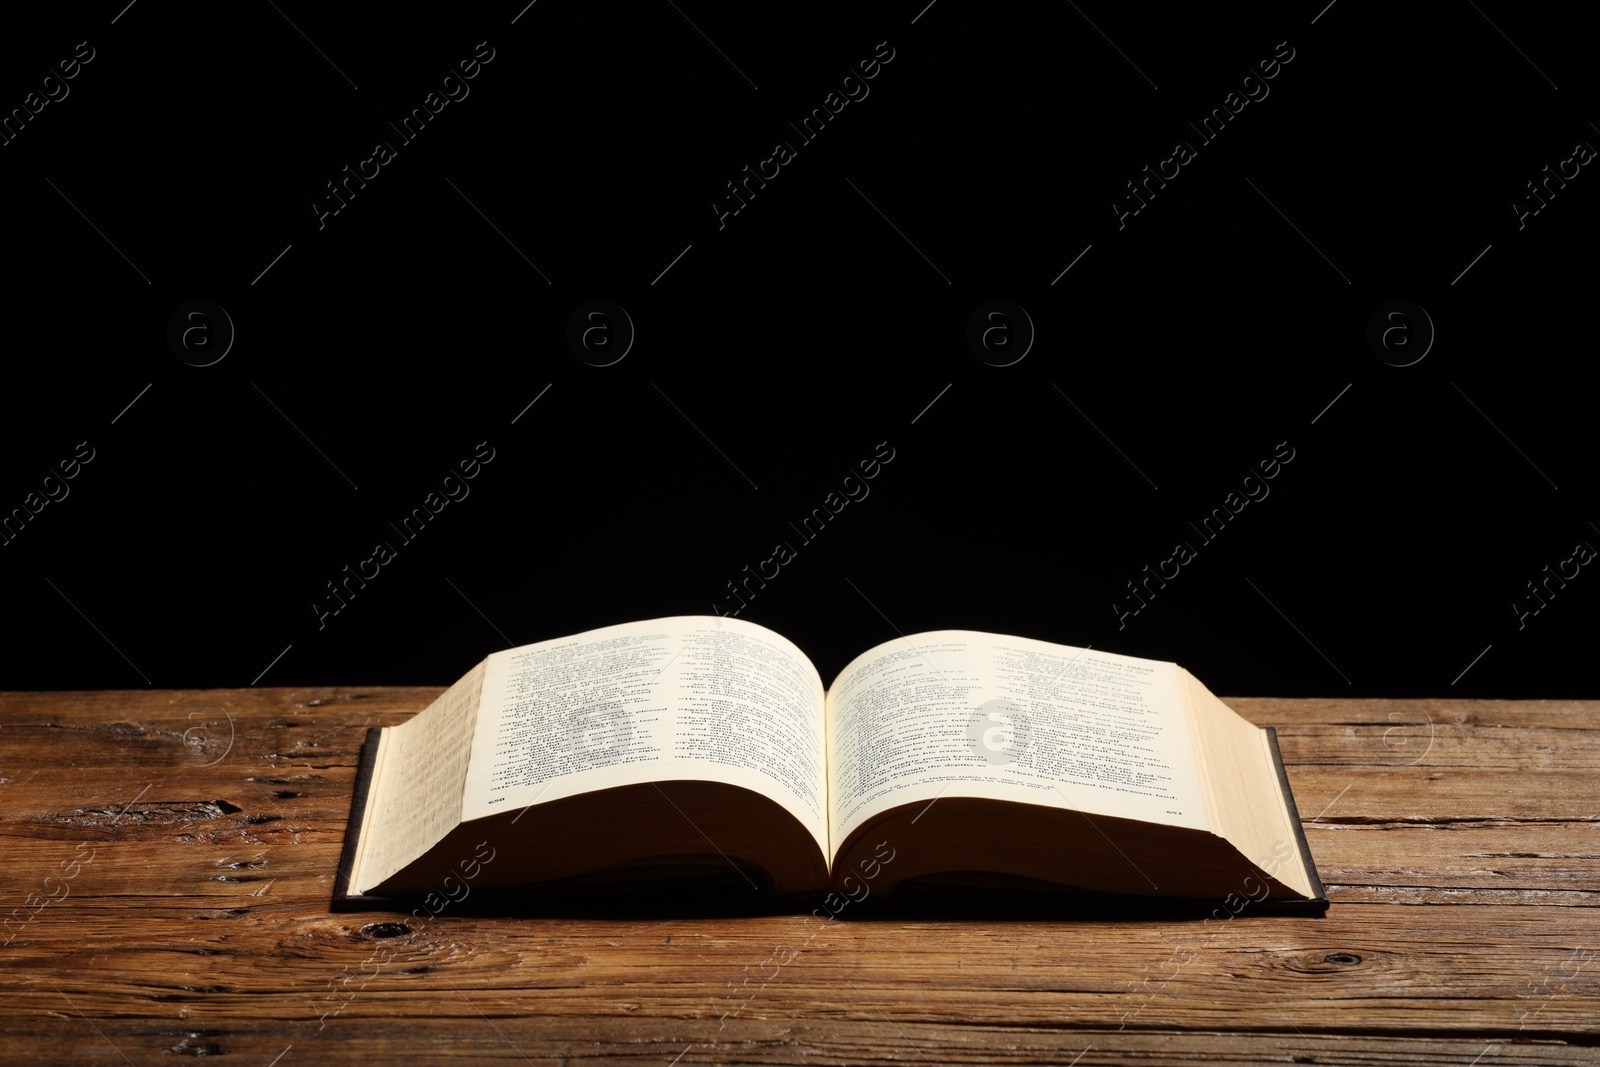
[460,616,829,860]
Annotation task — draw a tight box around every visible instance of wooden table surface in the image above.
[1,689,1595,1065]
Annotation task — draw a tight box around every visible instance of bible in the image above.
[333,616,1326,912]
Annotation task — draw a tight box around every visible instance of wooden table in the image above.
[2,690,1595,1065]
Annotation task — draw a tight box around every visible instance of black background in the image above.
[1,0,1594,696]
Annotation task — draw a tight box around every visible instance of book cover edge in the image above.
[1263,724,1329,912]
[330,726,386,912]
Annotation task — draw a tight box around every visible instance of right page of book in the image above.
[827,631,1210,851]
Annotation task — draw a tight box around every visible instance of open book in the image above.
[334,617,1326,912]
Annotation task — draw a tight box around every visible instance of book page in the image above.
[461,616,828,858]
[827,631,1209,850]
[1178,669,1318,898]
[348,659,486,895]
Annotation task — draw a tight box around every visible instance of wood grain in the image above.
[1,688,1596,1065]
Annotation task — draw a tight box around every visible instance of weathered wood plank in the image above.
[1283,767,1600,822]
[0,1019,1595,1065]
[7,904,1596,1030]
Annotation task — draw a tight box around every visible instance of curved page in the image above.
[462,616,828,861]
[828,631,1209,852]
